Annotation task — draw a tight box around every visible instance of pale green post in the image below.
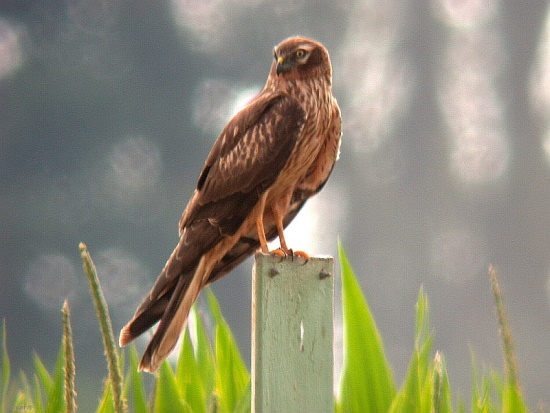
[252,253,334,413]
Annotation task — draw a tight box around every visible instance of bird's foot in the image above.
[292,250,310,261]
[270,248,287,261]
[269,248,309,263]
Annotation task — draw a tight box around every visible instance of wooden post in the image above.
[252,253,334,413]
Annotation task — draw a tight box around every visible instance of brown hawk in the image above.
[119,36,342,373]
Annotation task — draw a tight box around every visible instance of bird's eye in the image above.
[295,49,308,60]
[273,50,278,60]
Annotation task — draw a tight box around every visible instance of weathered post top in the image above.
[252,253,334,413]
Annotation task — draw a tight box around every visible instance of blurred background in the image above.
[1,0,549,409]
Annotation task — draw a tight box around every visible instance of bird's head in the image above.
[270,37,332,81]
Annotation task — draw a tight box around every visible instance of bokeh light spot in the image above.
[433,0,499,27]
[450,130,509,183]
[273,184,348,254]
[230,87,260,117]
[24,254,78,311]
[94,248,150,321]
[107,136,162,191]
[530,5,550,168]
[193,79,260,137]
[543,131,550,166]
[530,9,550,113]
[431,228,487,283]
[336,0,416,183]
[170,0,227,53]
[0,19,25,80]
[437,29,509,185]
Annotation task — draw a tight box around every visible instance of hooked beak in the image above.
[276,56,293,76]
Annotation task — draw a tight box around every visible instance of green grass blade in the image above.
[154,360,190,412]
[433,352,442,411]
[33,373,44,413]
[191,305,217,410]
[44,339,66,413]
[193,306,216,397]
[502,382,527,413]
[470,353,491,413]
[207,288,249,413]
[2,320,10,413]
[176,327,207,412]
[33,352,53,397]
[480,373,499,413]
[13,390,34,412]
[215,321,249,413]
[337,243,396,412]
[389,289,433,413]
[17,370,32,410]
[97,380,115,413]
[456,397,466,413]
[488,266,519,387]
[487,265,528,413]
[232,381,251,413]
[389,345,427,413]
[62,301,77,413]
[433,351,453,413]
[80,242,125,413]
[127,346,148,413]
[415,287,431,349]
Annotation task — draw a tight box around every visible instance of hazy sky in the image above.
[1,0,549,408]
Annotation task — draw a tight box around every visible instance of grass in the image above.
[0,243,530,412]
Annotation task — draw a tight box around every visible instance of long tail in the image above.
[138,254,213,372]
[119,233,243,373]
[118,235,216,373]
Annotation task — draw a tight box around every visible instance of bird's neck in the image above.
[264,72,332,98]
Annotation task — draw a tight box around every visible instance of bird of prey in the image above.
[119,36,342,373]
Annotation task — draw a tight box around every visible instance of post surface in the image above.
[252,253,334,413]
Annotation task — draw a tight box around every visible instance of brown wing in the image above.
[180,92,306,244]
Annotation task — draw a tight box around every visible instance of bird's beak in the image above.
[276,56,292,76]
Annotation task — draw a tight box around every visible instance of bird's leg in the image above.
[272,206,310,261]
[255,193,270,253]
[266,216,288,259]
[269,204,290,259]
[256,215,269,253]
[276,217,289,252]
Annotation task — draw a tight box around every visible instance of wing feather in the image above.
[180,92,306,236]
